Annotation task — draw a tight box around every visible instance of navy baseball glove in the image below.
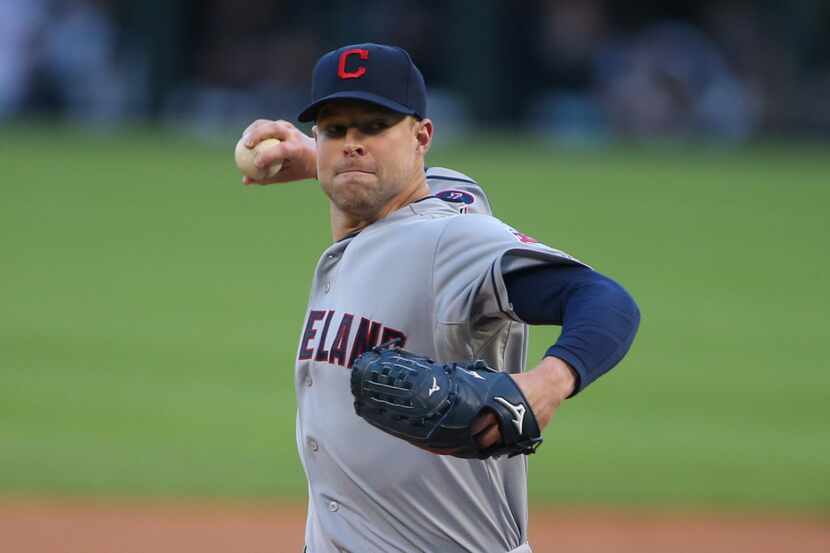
[350,342,542,459]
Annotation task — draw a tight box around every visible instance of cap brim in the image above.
[297,91,418,122]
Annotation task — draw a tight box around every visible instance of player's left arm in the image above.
[473,265,641,448]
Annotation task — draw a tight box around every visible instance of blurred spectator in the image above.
[701,0,830,135]
[596,21,761,141]
[6,0,148,125]
[0,0,47,119]
[162,0,319,133]
[38,0,141,123]
[527,0,611,144]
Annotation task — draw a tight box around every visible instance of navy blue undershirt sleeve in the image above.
[503,264,640,395]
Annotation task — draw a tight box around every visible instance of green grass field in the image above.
[1,126,828,512]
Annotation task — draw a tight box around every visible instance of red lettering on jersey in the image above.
[297,310,408,367]
[328,313,354,366]
[337,49,368,79]
[381,327,407,349]
[314,310,335,362]
[348,318,382,368]
[506,224,570,257]
[299,310,325,360]
[510,229,540,245]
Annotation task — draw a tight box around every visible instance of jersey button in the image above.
[324,281,331,293]
[307,437,319,452]
[327,500,339,512]
[305,376,313,387]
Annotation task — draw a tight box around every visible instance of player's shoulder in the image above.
[404,200,495,244]
[426,166,479,186]
[426,166,492,215]
[438,212,516,243]
[438,213,582,263]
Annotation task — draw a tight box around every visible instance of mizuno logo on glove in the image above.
[494,397,526,435]
[458,367,485,380]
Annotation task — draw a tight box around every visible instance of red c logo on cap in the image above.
[337,48,369,79]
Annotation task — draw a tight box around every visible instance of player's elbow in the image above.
[598,276,641,344]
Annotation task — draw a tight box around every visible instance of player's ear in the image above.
[415,118,433,155]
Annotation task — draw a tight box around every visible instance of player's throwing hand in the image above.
[238,119,317,185]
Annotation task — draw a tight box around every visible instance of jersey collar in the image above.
[336,196,457,243]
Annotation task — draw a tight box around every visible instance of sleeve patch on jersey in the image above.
[436,189,476,205]
[505,225,578,261]
[509,227,541,245]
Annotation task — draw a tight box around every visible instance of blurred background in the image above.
[1,1,829,552]
[3,0,830,140]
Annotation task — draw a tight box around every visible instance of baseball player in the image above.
[239,43,640,553]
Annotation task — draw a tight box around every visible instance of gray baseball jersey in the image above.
[294,168,583,553]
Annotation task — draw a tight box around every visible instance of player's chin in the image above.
[333,193,382,220]
[333,183,387,214]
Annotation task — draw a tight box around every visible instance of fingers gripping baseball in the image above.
[236,119,317,185]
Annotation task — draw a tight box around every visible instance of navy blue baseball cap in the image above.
[297,43,427,123]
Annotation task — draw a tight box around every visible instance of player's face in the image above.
[314,101,429,219]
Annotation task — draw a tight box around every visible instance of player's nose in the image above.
[342,128,367,156]
[342,141,365,157]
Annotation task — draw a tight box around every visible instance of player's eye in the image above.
[360,120,389,135]
[323,125,347,138]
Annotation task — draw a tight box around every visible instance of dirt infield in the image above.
[1,499,828,552]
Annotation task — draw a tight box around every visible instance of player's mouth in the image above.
[336,168,375,176]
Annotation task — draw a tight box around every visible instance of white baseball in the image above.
[234,137,283,180]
